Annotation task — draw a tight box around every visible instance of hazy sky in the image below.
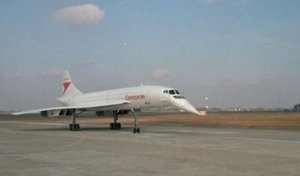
[1,0,300,110]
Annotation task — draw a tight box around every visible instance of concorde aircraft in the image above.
[13,71,200,133]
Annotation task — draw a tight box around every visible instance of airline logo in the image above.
[125,95,145,101]
[63,82,71,95]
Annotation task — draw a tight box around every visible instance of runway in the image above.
[0,122,300,176]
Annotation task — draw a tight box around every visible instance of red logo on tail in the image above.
[63,82,71,95]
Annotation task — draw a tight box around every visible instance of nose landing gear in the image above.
[131,109,140,133]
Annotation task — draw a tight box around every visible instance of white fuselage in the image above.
[57,85,199,115]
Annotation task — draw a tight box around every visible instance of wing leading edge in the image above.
[12,100,130,116]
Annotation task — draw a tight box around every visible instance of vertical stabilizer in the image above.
[62,71,82,97]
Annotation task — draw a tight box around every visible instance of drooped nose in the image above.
[172,99,200,115]
[182,102,200,115]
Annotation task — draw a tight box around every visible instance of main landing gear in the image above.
[69,109,81,131]
[69,123,80,131]
[110,111,121,130]
[109,109,140,133]
[68,109,140,133]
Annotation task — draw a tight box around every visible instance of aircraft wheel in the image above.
[110,123,121,130]
[117,123,121,130]
[76,124,80,131]
[133,128,140,133]
[69,124,80,131]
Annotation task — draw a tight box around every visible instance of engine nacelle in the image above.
[96,110,130,116]
[95,111,114,116]
[95,111,105,116]
[117,110,130,115]
[40,109,73,117]
[41,110,61,117]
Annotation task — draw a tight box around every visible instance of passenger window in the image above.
[163,90,168,93]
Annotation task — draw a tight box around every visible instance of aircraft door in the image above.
[145,89,151,106]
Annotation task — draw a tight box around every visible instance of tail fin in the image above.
[62,70,82,97]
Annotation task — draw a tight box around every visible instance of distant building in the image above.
[294,104,300,112]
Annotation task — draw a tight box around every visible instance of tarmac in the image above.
[0,122,300,176]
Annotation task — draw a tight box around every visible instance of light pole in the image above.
[205,97,208,112]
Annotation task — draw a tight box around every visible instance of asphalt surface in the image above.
[0,122,300,176]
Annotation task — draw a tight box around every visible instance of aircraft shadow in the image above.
[19,126,134,132]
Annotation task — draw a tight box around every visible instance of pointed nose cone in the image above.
[181,102,200,116]
[172,99,200,116]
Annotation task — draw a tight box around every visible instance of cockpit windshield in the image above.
[165,89,180,95]
[163,89,181,95]
[169,90,176,94]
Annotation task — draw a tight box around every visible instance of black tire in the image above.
[133,128,140,133]
[76,124,80,131]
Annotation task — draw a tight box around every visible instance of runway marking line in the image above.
[64,132,87,148]
[159,129,238,135]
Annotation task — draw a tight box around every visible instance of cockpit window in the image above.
[168,89,180,95]
[169,90,175,94]
[163,90,168,93]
